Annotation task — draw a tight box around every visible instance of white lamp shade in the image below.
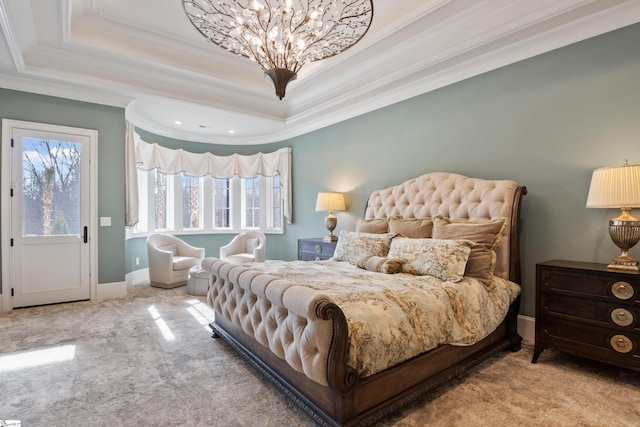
[586,163,640,208]
[316,192,346,212]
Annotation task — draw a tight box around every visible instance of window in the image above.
[182,175,201,230]
[213,178,230,229]
[133,170,283,234]
[243,176,259,228]
[154,171,167,230]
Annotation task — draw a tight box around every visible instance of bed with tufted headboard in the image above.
[202,172,527,426]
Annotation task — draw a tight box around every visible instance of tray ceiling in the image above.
[1,0,639,144]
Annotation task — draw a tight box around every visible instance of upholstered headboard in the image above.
[364,172,527,283]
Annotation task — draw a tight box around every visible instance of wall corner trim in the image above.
[518,314,535,346]
[96,281,127,300]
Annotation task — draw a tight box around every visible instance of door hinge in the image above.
[11,138,14,148]
[10,188,13,197]
[11,288,14,297]
[10,238,13,247]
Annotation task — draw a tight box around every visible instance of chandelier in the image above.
[182,0,374,99]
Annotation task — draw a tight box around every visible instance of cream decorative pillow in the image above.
[356,255,406,274]
[431,216,507,288]
[333,231,391,263]
[388,217,433,238]
[355,218,389,234]
[388,237,473,282]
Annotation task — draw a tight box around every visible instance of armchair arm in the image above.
[253,245,266,262]
[148,247,174,282]
[220,235,247,258]
[176,239,205,259]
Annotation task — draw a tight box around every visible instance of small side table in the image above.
[298,238,337,261]
[533,259,640,372]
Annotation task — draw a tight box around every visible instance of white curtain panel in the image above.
[124,122,140,227]
[133,134,293,223]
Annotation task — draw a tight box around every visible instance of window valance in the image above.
[125,125,292,226]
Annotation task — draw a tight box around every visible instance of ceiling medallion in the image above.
[182,0,374,100]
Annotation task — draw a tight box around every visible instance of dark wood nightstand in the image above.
[533,259,640,372]
[298,238,337,261]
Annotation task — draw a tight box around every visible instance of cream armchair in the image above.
[147,234,205,288]
[220,231,266,265]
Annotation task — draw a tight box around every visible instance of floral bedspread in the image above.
[247,260,520,378]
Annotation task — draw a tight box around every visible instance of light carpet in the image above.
[0,285,638,427]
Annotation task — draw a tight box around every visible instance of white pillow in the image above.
[388,237,473,282]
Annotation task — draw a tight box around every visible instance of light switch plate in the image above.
[100,217,111,226]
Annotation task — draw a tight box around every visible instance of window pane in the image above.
[273,174,282,229]
[214,178,230,228]
[182,175,201,229]
[155,170,167,230]
[22,138,81,236]
[244,176,259,228]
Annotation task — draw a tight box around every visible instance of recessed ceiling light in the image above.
[175,120,182,125]
[228,130,235,134]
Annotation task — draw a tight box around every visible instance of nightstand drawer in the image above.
[298,238,337,261]
[541,293,640,329]
[541,317,639,367]
[541,268,640,301]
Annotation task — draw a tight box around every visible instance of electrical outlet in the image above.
[135,257,140,265]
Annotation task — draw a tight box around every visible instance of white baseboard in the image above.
[517,315,535,346]
[126,268,150,286]
[96,281,127,300]
[0,292,8,312]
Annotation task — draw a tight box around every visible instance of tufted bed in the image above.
[202,172,527,426]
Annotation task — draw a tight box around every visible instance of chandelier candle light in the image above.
[586,160,640,271]
[182,0,374,99]
[316,192,345,242]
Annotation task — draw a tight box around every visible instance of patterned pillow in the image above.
[388,237,473,282]
[355,218,389,234]
[333,231,391,263]
[356,255,406,274]
[431,216,507,288]
[388,217,433,238]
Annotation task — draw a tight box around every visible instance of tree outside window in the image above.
[243,176,259,228]
[155,170,167,230]
[182,175,201,229]
[22,138,80,236]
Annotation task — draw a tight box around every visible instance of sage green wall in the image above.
[0,89,126,288]
[286,24,640,317]
[127,23,640,317]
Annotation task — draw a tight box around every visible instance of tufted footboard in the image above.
[202,257,357,392]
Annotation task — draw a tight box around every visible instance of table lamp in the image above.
[315,192,346,242]
[586,160,640,270]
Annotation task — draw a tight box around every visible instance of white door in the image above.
[2,120,96,308]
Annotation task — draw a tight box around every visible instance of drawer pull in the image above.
[611,308,634,327]
[315,245,322,254]
[611,281,634,300]
[610,335,633,353]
